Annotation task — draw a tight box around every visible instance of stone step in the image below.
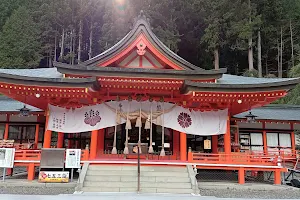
[86,170,189,177]
[140,171,189,177]
[85,175,190,183]
[88,165,187,172]
[86,170,136,176]
[83,181,138,188]
[156,188,194,194]
[83,181,191,189]
[141,182,192,189]
[82,187,193,194]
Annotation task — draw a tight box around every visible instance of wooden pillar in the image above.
[263,131,268,154]
[43,113,52,148]
[274,169,281,185]
[34,124,40,149]
[188,147,193,162]
[27,163,35,181]
[97,129,105,153]
[212,135,218,154]
[4,123,9,140]
[238,168,245,184]
[90,130,98,160]
[4,114,9,140]
[180,132,187,161]
[291,123,296,154]
[43,130,52,148]
[224,116,231,155]
[57,132,64,148]
[173,130,180,157]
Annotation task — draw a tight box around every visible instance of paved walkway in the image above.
[0,193,295,200]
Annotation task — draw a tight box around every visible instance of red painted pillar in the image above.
[224,116,231,155]
[57,132,64,148]
[180,132,187,161]
[34,124,40,149]
[263,130,268,154]
[68,134,72,148]
[43,130,52,148]
[173,130,180,157]
[238,168,245,184]
[4,123,9,140]
[291,123,296,154]
[97,129,105,154]
[90,130,98,160]
[43,114,52,148]
[274,169,281,185]
[27,163,35,181]
[212,135,218,154]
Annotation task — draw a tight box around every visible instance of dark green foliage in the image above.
[0,6,42,68]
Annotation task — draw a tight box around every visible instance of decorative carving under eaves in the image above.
[136,40,147,56]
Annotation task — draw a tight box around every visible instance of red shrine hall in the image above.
[0,13,299,184]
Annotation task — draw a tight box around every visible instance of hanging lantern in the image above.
[18,105,31,117]
[245,111,257,123]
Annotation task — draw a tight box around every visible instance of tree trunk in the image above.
[279,27,283,78]
[60,28,65,60]
[265,50,269,75]
[54,30,57,62]
[214,47,219,70]
[277,38,280,77]
[257,30,262,77]
[248,0,254,71]
[72,29,76,65]
[248,37,254,71]
[88,18,94,60]
[78,19,83,63]
[290,19,294,68]
[48,51,52,67]
[70,30,73,64]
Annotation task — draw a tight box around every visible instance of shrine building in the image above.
[0,13,299,187]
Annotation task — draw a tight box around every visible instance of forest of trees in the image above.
[0,0,300,103]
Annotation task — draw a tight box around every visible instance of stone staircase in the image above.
[81,165,195,194]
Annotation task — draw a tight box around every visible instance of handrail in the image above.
[191,152,278,165]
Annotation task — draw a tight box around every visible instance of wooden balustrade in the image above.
[14,150,41,161]
[191,152,277,165]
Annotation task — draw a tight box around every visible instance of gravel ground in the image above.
[200,188,300,199]
[0,186,75,195]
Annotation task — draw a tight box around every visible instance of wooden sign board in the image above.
[0,140,14,148]
[204,139,211,150]
[38,171,69,183]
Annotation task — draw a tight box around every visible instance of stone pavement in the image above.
[0,193,296,200]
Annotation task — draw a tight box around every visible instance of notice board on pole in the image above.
[65,149,81,169]
[40,148,65,168]
[0,148,15,168]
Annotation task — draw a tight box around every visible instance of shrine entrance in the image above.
[103,124,174,156]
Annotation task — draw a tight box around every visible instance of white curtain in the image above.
[250,133,263,152]
[279,133,291,147]
[279,133,292,153]
[267,133,279,154]
[48,101,228,135]
[267,133,278,147]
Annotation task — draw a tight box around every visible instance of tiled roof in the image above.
[234,104,300,121]
[0,68,62,78]
[0,96,42,112]
[219,74,297,84]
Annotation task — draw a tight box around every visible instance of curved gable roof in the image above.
[83,12,202,70]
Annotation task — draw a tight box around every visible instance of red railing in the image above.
[15,150,41,161]
[14,149,90,162]
[96,150,180,160]
[190,152,278,165]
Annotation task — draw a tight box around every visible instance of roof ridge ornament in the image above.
[132,10,151,29]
